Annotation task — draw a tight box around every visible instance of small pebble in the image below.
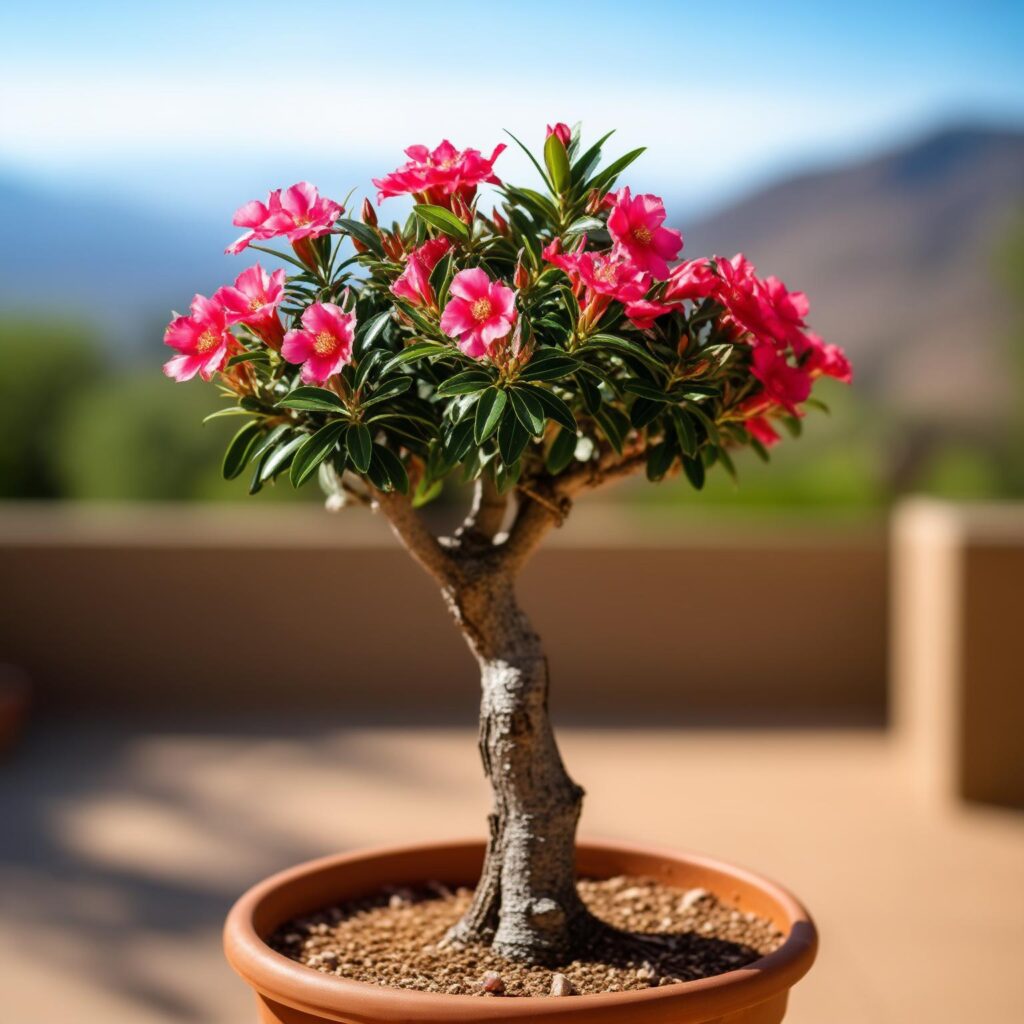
[679,887,710,911]
[481,971,505,994]
[550,972,574,996]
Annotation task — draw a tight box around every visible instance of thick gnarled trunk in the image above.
[443,569,588,962]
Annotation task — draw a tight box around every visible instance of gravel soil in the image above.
[270,875,784,998]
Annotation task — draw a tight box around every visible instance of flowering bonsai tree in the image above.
[164,124,850,964]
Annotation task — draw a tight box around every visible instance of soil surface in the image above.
[270,875,784,997]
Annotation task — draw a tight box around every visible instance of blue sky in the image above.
[2,1,1022,218]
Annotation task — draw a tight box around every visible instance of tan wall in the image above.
[0,503,888,723]
[892,501,1024,809]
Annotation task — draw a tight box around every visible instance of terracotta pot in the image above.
[225,839,817,1024]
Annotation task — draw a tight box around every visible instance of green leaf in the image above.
[498,408,531,465]
[250,423,290,462]
[354,348,385,391]
[629,396,664,430]
[684,402,721,445]
[370,444,409,494]
[337,218,384,256]
[586,333,664,372]
[670,407,698,457]
[594,405,630,454]
[360,376,413,408]
[290,421,346,488]
[412,476,444,509]
[442,417,476,464]
[503,128,553,191]
[258,434,305,483]
[543,132,571,193]
[355,310,392,353]
[384,341,450,372]
[562,215,605,239]
[226,350,270,367]
[546,426,578,474]
[222,422,263,480]
[570,129,615,186]
[646,441,677,481]
[435,370,493,397]
[682,455,706,490]
[203,406,254,424]
[527,385,577,432]
[622,379,670,402]
[507,387,546,436]
[474,387,508,444]
[278,386,347,413]
[584,146,647,195]
[346,422,372,473]
[518,350,578,382]
[413,204,470,242]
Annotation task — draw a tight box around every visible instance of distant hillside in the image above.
[683,126,1024,420]
[0,172,233,349]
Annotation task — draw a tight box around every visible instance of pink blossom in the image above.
[664,258,719,303]
[576,251,650,303]
[373,141,506,208]
[624,299,676,330]
[759,275,811,351]
[281,303,356,384]
[542,237,584,283]
[804,333,853,383]
[750,345,811,414]
[607,187,683,279]
[163,295,233,382]
[546,123,571,148]
[390,238,451,309]
[712,254,777,343]
[214,264,286,347]
[225,184,342,255]
[439,268,517,358]
[745,412,782,447]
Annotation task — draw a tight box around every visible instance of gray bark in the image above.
[442,564,589,962]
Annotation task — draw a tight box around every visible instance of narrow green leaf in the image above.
[371,444,409,494]
[346,423,373,473]
[562,215,605,239]
[584,147,647,195]
[503,128,553,191]
[360,376,413,408]
[290,421,346,487]
[518,350,578,382]
[278,386,347,413]
[508,387,546,436]
[413,204,470,241]
[337,218,384,256]
[222,422,262,480]
[356,310,392,354]
[498,408,531,464]
[435,370,493,397]
[594,405,629,454]
[203,406,253,424]
[570,129,615,186]
[682,455,706,490]
[622,379,670,402]
[546,426,578,474]
[527,385,577,432]
[670,407,698,457]
[474,387,508,444]
[412,476,444,509]
[354,348,385,391]
[543,132,571,193]
[442,417,476,465]
[259,434,305,483]
[629,396,665,430]
[646,441,677,481]
[586,333,664,372]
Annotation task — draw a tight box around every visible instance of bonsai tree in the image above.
[164,124,851,965]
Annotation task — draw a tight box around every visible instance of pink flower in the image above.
[225,184,342,255]
[624,298,676,330]
[542,237,584,283]
[214,264,286,348]
[281,303,356,384]
[745,412,782,447]
[390,238,451,309]
[759,275,811,351]
[439,268,517,358]
[576,251,650,303]
[712,254,777,343]
[546,123,571,148]
[607,187,683,279]
[664,258,719,303]
[163,294,233,382]
[804,333,853,383]
[373,141,506,209]
[750,345,811,414]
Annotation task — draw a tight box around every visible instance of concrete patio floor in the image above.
[3,718,1022,1023]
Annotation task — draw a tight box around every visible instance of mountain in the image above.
[0,171,234,349]
[682,125,1024,420]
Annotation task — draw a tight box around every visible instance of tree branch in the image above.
[500,480,572,574]
[372,489,460,587]
[459,476,509,542]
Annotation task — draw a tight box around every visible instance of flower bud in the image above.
[585,189,603,215]
[492,210,509,235]
[360,197,377,227]
[514,256,529,291]
[450,192,471,225]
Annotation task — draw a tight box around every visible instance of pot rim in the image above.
[224,837,818,1022]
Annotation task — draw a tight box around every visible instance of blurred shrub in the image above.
[0,319,106,497]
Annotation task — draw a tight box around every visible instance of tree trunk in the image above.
[443,563,590,963]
